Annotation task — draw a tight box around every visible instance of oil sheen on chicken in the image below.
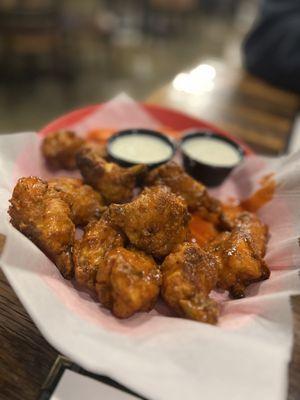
[108,186,190,258]
[9,176,75,278]
[161,242,219,324]
[96,247,161,318]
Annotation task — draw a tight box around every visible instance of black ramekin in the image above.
[179,130,245,187]
[107,128,176,168]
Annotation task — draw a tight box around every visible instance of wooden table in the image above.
[147,59,300,155]
[1,59,300,400]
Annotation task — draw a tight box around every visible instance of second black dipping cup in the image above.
[179,130,245,187]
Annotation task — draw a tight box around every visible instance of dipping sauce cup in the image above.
[179,130,244,187]
[107,128,176,168]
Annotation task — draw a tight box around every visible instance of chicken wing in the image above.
[48,177,106,226]
[219,204,245,231]
[189,212,220,247]
[146,161,221,223]
[234,212,268,258]
[161,242,219,324]
[207,212,270,298]
[95,247,161,318]
[41,130,85,170]
[76,146,146,204]
[108,186,190,258]
[8,177,75,278]
[73,216,125,289]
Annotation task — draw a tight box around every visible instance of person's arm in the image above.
[243,0,300,93]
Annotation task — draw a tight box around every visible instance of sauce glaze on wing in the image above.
[108,186,190,258]
[8,176,75,279]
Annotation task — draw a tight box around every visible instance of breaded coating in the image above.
[85,141,108,159]
[73,216,125,289]
[146,161,221,223]
[207,212,270,298]
[219,204,245,231]
[41,130,85,170]
[235,212,268,258]
[8,177,75,278]
[161,242,219,324]
[76,146,146,204]
[48,177,106,226]
[108,186,190,258]
[95,247,161,318]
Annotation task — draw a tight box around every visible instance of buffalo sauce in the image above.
[189,212,219,247]
[190,174,275,247]
[87,129,115,144]
[240,173,275,212]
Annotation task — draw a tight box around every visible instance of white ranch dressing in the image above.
[182,136,241,167]
[110,134,173,164]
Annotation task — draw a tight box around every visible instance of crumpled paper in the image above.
[0,95,300,400]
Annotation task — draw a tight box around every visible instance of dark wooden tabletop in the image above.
[0,270,58,400]
[147,59,300,155]
[1,60,300,400]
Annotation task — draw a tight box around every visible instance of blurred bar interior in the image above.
[0,0,258,132]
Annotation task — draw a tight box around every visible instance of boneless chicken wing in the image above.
[95,247,161,318]
[146,162,221,223]
[219,204,246,231]
[207,212,270,298]
[234,212,268,258]
[108,186,190,258]
[76,146,146,204]
[41,130,85,170]
[161,242,219,324]
[41,130,108,171]
[48,177,106,226]
[8,177,75,278]
[73,216,125,290]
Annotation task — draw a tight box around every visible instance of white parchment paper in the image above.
[0,95,300,400]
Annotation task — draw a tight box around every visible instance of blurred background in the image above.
[0,0,259,132]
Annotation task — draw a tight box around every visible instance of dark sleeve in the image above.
[243,0,300,93]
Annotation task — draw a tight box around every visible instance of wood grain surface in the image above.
[0,270,58,400]
[147,60,300,155]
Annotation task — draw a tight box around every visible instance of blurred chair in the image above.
[143,0,199,36]
[0,0,79,80]
[200,0,240,16]
[149,0,198,12]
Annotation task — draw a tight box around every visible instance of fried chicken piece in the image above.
[189,212,220,247]
[73,216,125,289]
[48,177,106,226]
[76,146,146,204]
[161,242,219,324]
[95,247,161,318]
[85,141,108,159]
[41,130,108,171]
[146,161,221,223]
[8,177,75,278]
[235,212,268,258]
[219,204,245,231]
[108,186,190,258]
[219,208,268,256]
[41,130,85,170]
[207,212,270,298]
